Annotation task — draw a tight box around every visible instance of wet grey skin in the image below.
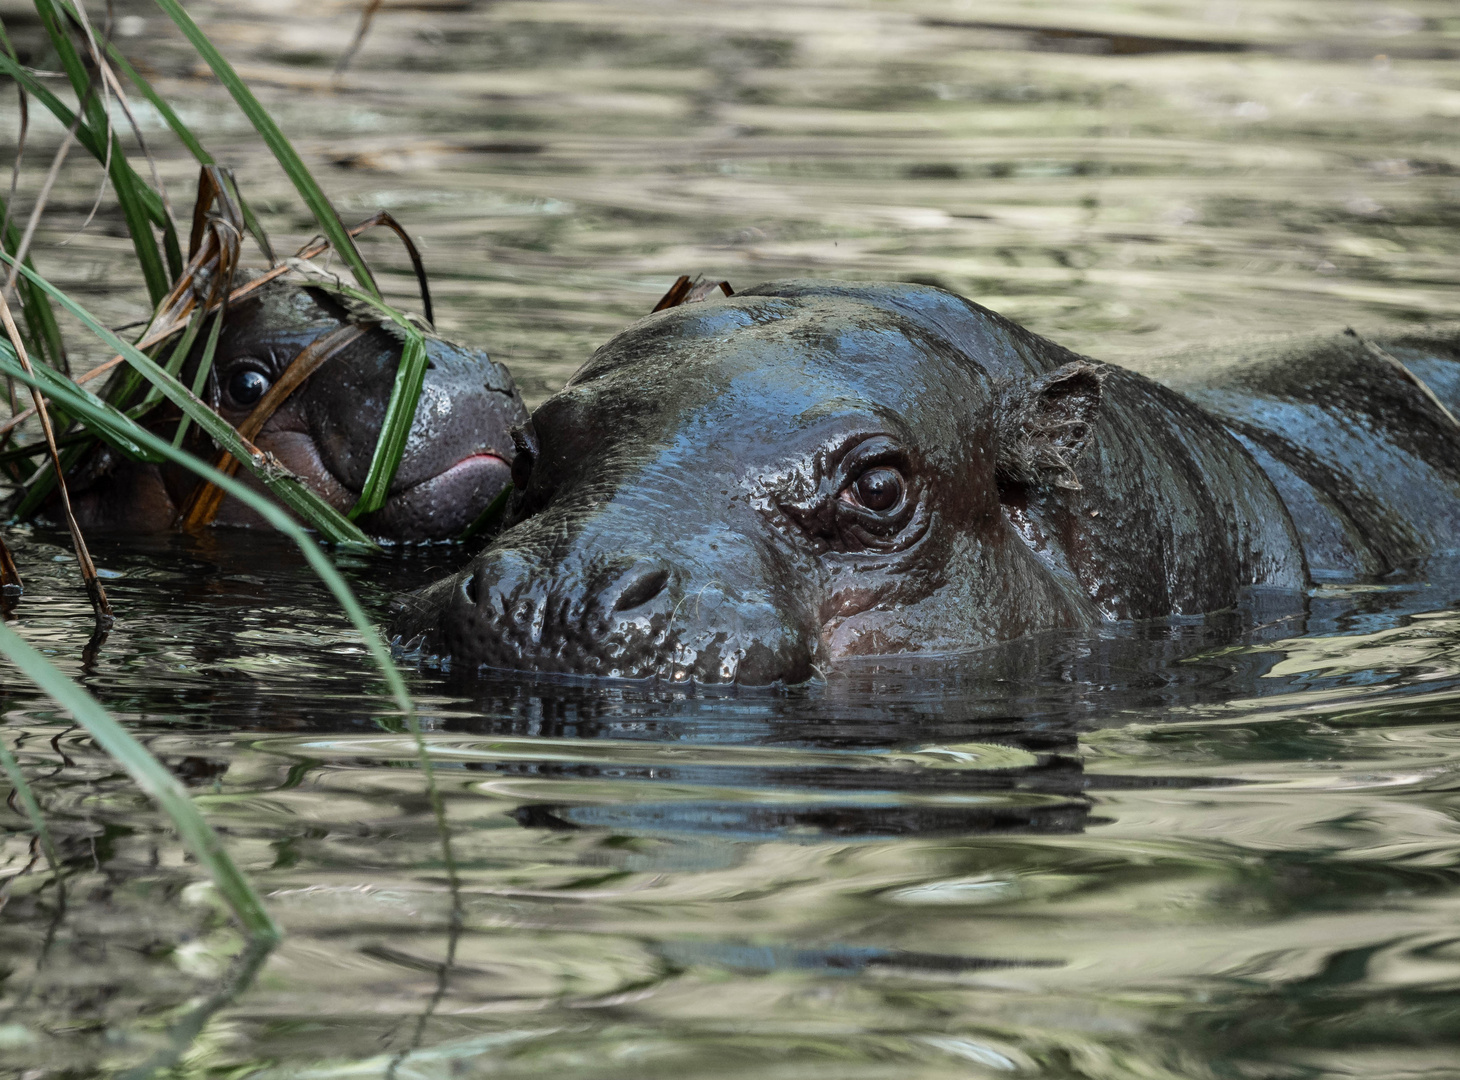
[391,280,1460,685]
[66,281,528,542]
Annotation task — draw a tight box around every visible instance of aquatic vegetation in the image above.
[0,0,459,1051]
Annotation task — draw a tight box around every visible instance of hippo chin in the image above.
[65,280,527,542]
[392,280,1460,684]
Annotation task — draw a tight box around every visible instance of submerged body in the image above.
[393,280,1460,682]
[63,282,527,542]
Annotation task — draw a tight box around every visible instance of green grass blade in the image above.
[0,619,279,940]
[350,334,426,518]
[0,356,413,717]
[0,351,159,461]
[2,15,172,298]
[102,41,277,264]
[9,441,72,520]
[0,428,93,466]
[133,308,204,415]
[0,738,60,872]
[5,356,451,1014]
[0,51,95,147]
[103,40,210,162]
[0,52,140,183]
[151,0,380,298]
[0,33,75,373]
[31,0,171,305]
[115,934,275,1080]
[1,252,377,547]
[105,159,173,305]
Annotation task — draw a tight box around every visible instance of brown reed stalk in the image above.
[335,0,384,75]
[0,531,21,594]
[0,290,110,628]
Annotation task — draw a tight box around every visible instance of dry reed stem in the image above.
[98,60,173,225]
[335,0,384,76]
[3,114,81,299]
[0,531,21,594]
[0,289,111,628]
[64,0,117,239]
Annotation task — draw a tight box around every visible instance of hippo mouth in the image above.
[357,452,511,541]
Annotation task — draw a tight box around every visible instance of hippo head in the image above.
[196,282,526,541]
[393,281,1106,683]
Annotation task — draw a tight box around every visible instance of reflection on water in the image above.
[4,530,1460,1077]
[5,1,1460,1076]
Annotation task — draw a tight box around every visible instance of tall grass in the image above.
[1,0,431,543]
[0,0,464,1000]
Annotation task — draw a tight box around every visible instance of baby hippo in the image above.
[64,280,527,542]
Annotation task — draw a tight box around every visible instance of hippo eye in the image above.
[777,437,924,556]
[792,438,923,554]
[225,368,270,408]
[848,466,904,513]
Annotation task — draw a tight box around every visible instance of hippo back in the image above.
[735,279,1075,382]
[1373,326,1460,417]
[1154,328,1460,579]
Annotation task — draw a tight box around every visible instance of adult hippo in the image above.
[60,279,527,541]
[392,280,1460,683]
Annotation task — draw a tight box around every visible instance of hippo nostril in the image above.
[612,565,671,612]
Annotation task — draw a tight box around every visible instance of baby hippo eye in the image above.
[849,466,904,512]
[226,368,270,408]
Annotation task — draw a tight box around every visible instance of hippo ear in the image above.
[995,361,1106,492]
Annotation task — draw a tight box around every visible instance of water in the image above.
[5,1,1460,1076]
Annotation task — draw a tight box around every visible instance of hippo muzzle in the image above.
[395,482,823,685]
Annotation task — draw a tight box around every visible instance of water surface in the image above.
[4,2,1460,1076]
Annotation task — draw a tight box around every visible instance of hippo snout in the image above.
[394,545,820,686]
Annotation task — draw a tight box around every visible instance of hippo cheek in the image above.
[657,585,822,685]
[207,428,356,529]
[824,611,932,659]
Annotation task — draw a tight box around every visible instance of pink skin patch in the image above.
[422,453,509,488]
